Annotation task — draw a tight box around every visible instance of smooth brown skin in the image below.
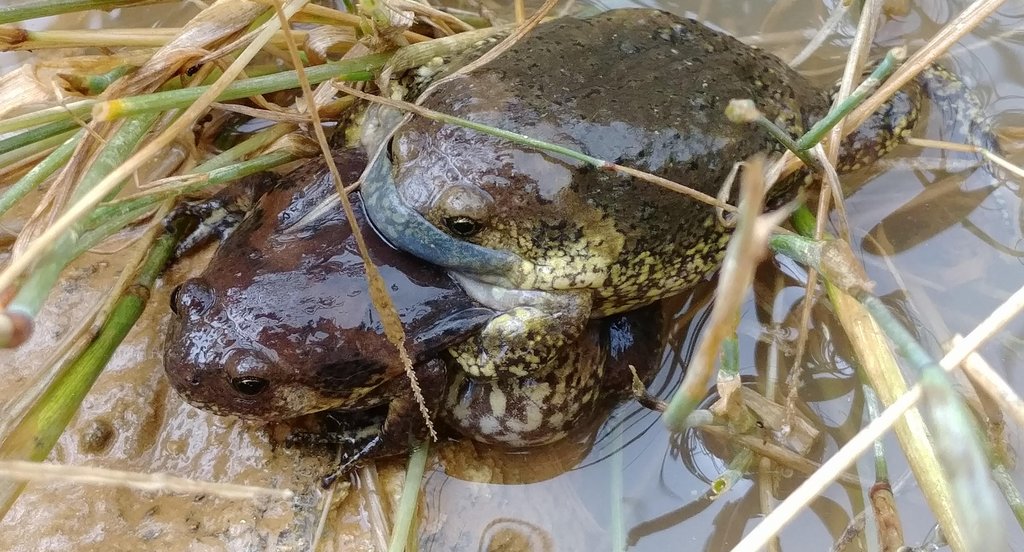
[163,149,666,464]
[163,150,495,422]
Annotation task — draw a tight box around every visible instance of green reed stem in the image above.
[992,464,1024,528]
[63,65,136,95]
[85,148,298,228]
[192,123,297,174]
[0,119,80,156]
[796,48,905,151]
[388,443,429,552]
[712,448,754,497]
[863,386,889,481]
[0,214,191,516]
[0,128,78,174]
[0,0,167,25]
[776,205,1010,548]
[97,54,388,120]
[4,113,160,338]
[0,100,95,135]
[0,53,387,135]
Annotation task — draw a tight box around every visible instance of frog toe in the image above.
[451,306,586,379]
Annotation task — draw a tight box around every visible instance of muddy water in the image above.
[1,0,1023,550]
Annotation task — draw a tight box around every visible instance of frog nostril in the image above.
[169,284,184,315]
[231,377,269,396]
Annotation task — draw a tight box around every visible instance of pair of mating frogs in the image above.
[164,9,997,470]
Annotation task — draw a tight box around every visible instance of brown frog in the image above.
[164,149,494,461]
[163,148,664,467]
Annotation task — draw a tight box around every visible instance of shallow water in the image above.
[1,0,1022,550]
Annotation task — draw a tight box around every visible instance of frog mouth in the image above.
[360,142,536,290]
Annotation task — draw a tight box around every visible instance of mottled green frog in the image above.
[361,8,997,379]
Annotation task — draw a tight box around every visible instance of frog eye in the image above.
[435,185,493,238]
[444,216,481,237]
[231,377,269,396]
[171,279,215,318]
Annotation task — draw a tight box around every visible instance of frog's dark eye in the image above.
[444,216,481,237]
[231,377,269,396]
[435,185,493,237]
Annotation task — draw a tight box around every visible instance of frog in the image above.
[163,147,665,469]
[358,8,999,380]
[163,148,495,462]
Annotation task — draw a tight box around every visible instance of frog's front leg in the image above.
[318,358,448,486]
[163,171,276,257]
[447,278,592,379]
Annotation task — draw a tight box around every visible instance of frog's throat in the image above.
[360,149,535,289]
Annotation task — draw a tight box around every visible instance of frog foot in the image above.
[449,303,589,380]
[164,172,274,258]
[318,359,448,487]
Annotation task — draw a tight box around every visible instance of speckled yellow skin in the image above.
[377,9,923,379]
[445,303,663,447]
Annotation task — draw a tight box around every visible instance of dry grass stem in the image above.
[0,460,292,500]
[734,280,1024,551]
[951,334,1024,429]
[208,102,313,122]
[870,481,904,552]
[845,0,1009,132]
[358,463,393,552]
[0,202,164,438]
[422,0,557,94]
[906,137,1024,179]
[270,0,438,439]
[663,158,788,427]
[0,0,308,300]
[391,0,475,33]
[787,4,848,68]
[769,0,1009,184]
[697,425,861,487]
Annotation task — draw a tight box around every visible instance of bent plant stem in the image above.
[770,208,1007,551]
[663,157,779,431]
[0,213,192,517]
